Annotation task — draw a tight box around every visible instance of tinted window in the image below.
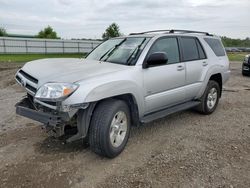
[196,40,206,59]
[181,37,199,61]
[204,38,225,56]
[148,37,180,64]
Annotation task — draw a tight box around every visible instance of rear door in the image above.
[143,37,186,113]
[179,37,207,100]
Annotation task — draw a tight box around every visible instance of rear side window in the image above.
[196,40,206,59]
[181,37,199,61]
[204,38,225,56]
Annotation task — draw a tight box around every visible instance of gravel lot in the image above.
[0,61,249,188]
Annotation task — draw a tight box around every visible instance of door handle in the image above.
[177,65,184,71]
[202,61,208,66]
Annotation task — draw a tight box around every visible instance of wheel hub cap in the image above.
[207,87,218,110]
[109,111,128,148]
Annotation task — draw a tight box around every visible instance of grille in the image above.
[16,70,38,95]
[16,75,21,83]
[26,83,37,93]
[19,70,38,84]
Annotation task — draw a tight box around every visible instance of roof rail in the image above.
[169,29,212,36]
[129,30,171,35]
[129,29,213,36]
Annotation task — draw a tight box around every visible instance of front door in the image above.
[143,37,186,113]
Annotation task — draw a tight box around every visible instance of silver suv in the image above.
[15,30,230,158]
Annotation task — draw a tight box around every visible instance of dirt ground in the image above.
[0,61,249,188]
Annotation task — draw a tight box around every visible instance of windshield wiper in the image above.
[126,38,146,65]
[99,38,127,61]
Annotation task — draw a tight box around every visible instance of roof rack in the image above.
[129,29,213,36]
[129,30,172,35]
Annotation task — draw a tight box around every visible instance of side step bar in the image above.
[141,101,200,123]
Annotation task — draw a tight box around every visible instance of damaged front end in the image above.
[16,94,95,143]
[15,68,95,143]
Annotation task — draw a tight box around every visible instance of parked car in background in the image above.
[242,54,250,76]
[245,48,250,52]
[231,48,242,52]
[225,47,250,53]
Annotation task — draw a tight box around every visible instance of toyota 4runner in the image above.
[15,30,230,158]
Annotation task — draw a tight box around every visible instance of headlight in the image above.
[35,83,79,101]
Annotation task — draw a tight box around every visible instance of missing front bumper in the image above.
[16,98,61,126]
[16,97,96,143]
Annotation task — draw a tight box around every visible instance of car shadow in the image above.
[34,135,89,155]
[34,109,199,156]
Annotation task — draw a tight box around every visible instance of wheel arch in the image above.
[197,68,223,99]
[209,73,222,97]
[92,93,140,127]
[67,93,140,143]
[112,93,140,127]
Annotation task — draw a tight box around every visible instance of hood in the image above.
[21,58,130,85]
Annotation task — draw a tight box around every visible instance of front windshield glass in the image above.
[86,37,150,65]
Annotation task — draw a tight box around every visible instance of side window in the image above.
[204,38,225,57]
[196,39,206,59]
[181,37,199,61]
[148,37,180,64]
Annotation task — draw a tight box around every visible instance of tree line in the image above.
[0,24,119,40]
[1,24,249,47]
[0,26,59,39]
[221,36,250,48]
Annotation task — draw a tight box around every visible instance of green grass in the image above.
[0,53,85,63]
[227,52,248,62]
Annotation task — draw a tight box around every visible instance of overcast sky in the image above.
[1,0,249,39]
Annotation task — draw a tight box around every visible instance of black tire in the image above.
[88,99,131,158]
[196,80,220,115]
[82,137,89,147]
[242,71,248,76]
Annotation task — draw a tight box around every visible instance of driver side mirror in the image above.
[143,52,168,68]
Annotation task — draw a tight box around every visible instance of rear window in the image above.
[204,38,225,57]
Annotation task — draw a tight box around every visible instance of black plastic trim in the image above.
[141,101,200,123]
[16,98,61,126]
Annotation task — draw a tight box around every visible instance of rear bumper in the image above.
[16,98,61,126]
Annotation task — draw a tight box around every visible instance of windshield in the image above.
[86,37,150,65]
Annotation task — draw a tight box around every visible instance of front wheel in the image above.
[196,80,220,115]
[88,99,131,158]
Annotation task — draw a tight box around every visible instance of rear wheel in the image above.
[88,99,130,158]
[196,80,220,115]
